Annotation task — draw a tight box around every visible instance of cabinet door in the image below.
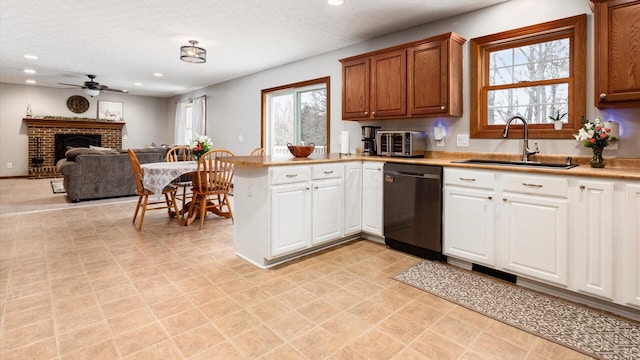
[312,179,344,245]
[625,184,640,307]
[270,183,311,258]
[371,50,407,118]
[594,0,640,106]
[344,162,362,236]
[362,162,384,236]
[443,186,496,266]
[500,193,569,286]
[408,37,463,116]
[341,57,370,120]
[576,180,614,299]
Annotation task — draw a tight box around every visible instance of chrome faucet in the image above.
[502,115,539,162]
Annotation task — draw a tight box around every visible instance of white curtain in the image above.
[174,100,187,145]
[174,95,206,145]
[192,95,206,138]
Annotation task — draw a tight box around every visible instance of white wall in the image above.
[166,0,640,159]
[0,83,170,176]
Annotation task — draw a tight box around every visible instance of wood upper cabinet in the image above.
[593,0,640,106]
[408,34,464,117]
[371,50,407,118]
[340,32,465,121]
[341,57,370,120]
[341,50,406,120]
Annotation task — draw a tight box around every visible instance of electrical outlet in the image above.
[238,135,244,142]
[457,134,470,147]
[6,162,12,169]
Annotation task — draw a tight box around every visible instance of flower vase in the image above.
[590,147,605,168]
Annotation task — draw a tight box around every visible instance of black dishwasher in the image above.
[383,163,443,260]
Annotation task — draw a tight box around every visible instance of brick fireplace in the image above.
[24,118,125,179]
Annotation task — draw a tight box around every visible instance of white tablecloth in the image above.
[141,161,198,198]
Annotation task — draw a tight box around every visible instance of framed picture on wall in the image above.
[97,101,123,121]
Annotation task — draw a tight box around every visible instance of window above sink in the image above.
[469,15,587,140]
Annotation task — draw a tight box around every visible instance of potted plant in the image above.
[548,111,567,130]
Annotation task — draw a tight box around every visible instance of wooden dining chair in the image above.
[166,145,193,219]
[249,147,265,156]
[188,149,235,229]
[128,149,182,230]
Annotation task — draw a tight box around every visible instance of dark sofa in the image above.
[57,147,168,202]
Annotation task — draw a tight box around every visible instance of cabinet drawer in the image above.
[444,168,495,189]
[502,174,567,198]
[311,164,343,180]
[270,166,310,185]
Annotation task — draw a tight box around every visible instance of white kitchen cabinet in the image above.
[500,174,569,287]
[362,161,384,236]
[443,168,496,266]
[270,182,312,257]
[625,184,640,307]
[269,166,312,258]
[344,162,363,236]
[311,164,344,246]
[269,164,345,257]
[575,180,614,300]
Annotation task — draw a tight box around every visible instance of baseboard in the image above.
[0,175,31,179]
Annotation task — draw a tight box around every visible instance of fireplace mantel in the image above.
[24,118,125,130]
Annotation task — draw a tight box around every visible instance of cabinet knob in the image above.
[364,111,369,116]
[599,93,607,100]
[441,106,446,111]
[503,198,507,202]
[314,185,318,190]
[372,111,376,116]
[488,196,493,200]
[579,185,585,190]
[305,186,310,190]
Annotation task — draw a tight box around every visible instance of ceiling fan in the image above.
[58,74,128,97]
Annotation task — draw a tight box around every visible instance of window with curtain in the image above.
[470,15,586,139]
[174,95,206,144]
[262,77,329,155]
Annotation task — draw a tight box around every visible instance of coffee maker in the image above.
[361,126,380,156]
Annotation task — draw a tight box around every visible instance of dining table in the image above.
[139,160,232,226]
[140,161,198,198]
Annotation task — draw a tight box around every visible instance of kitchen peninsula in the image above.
[223,152,640,319]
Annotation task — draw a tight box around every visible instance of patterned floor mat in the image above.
[394,260,640,360]
[50,179,65,194]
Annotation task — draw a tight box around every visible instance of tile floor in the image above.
[0,179,593,359]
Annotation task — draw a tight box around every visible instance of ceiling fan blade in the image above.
[58,82,84,88]
[102,88,129,93]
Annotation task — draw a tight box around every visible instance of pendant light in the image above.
[180,40,207,63]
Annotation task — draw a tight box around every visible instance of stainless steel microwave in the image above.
[376,131,426,157]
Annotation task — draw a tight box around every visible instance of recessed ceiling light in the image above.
[24,54,38,60]
[153,73,163,77]
[25,80,36,84]
[24,69,36,74]
[134,82,142,86]
[328,0,344,6]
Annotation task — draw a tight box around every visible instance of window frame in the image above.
[261,77,330,155]
[470,15,586,139]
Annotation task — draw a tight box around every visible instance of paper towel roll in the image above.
[340,131,350,154]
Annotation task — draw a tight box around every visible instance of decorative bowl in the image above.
[287,143,315,158]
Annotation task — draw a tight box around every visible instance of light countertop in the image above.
[222,152,640,181]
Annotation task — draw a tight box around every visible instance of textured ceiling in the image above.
[1,0,508,98]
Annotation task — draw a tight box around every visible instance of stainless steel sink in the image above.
[451,159,578,169]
